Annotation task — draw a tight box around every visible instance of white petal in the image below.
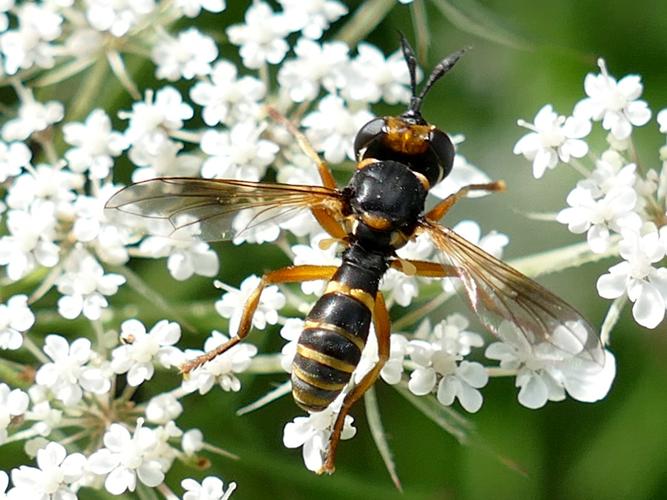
[625,101,651,126]
[457,361,488,388]
[105,466,136,494]
[408,367,436,395]
[302,431,326,472]
[631,282,665,328]
[436,376,457,406]
[137,460,164,487]
[561,351,616,402]
[596,272,627,299]
[87,449,117,474]
[457,382,484,413]
[517,371,549,409]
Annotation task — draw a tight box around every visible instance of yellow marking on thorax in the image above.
[361,212,392,231]
[356,158,379,169]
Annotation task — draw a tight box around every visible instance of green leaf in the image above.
[431,0,531,50]
[365,386,402,491]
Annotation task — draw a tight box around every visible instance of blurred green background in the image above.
[3,0,667,499]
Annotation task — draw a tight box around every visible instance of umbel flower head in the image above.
[0,0,651,494]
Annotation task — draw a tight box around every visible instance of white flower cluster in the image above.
[515,58,667,329]
[0,0,624,490]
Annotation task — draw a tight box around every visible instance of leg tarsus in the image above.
[426,180,506,222]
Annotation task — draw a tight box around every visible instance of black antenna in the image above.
[399,34,470,119]
[399,33,419,107]
[418,47,469,102]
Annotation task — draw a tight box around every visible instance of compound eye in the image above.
[430,129,455,179]
[353,117,386,160]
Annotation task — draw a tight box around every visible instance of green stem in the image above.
[335,0,395,47]
[66,58,109,122]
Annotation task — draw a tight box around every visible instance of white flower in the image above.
[557,179,641,253]
[152,28,218,81]
[215,275,286,336]
[181,476,237,500]
[341,43,413,104]
[181,429,204,456]
[283,398,356,472]
[279,318,303,372]
[379,334,409,385]
[230,207,282,244]
[175,0,226,18]
[291,232,341,295]
[452,220,509,260]
[190,60,265,126]
[574,58,651,140]
[25,398,63,438]
[0,141,31,182]
[63,109,127,179]
[129,135,200,182]
[182,331,257,394]
[279,0,347,39]
[381,232,435,307]
[407,315,487,412]
[138,228,219,281]
[5,164,79,212]
[111,319,182,386]
[597,228,667,328]
[226,2,292,69]
[277,38,348,102]
[0,3,61,74]
[0,201,59,280]
[514,105,591,179]
[658,108,667,134]
[486,321,616,408]
[56,248,126,320]
[0,383,29,444]
[441,220,509,293]
[120,87,193,148]
[85,0,156,37]
[2,95,64,142]
[10,442,86,500]
[302,95,374,163]
[87,419,165,495]
[71,183,132,264]
[429,149,492,200]
[200,122,279,181]
[0,294,34,350]
[145,393,183,424]
[35,335,111,405]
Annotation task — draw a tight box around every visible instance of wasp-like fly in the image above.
[106,37,607,474]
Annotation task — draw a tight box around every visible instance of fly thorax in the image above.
[347,160,427,249]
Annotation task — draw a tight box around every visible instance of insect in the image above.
[106,37,607,474]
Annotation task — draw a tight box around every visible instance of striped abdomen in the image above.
[291,246,387,411]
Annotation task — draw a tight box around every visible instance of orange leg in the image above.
[181,265,338,374]
[310,206,348,241]
[266,106,337,190]
[426,180,506,222]
[319,292,391,474]
[389,258,459,278]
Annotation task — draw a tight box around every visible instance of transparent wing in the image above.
[105,177,345,242]
[422,220,605,366]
